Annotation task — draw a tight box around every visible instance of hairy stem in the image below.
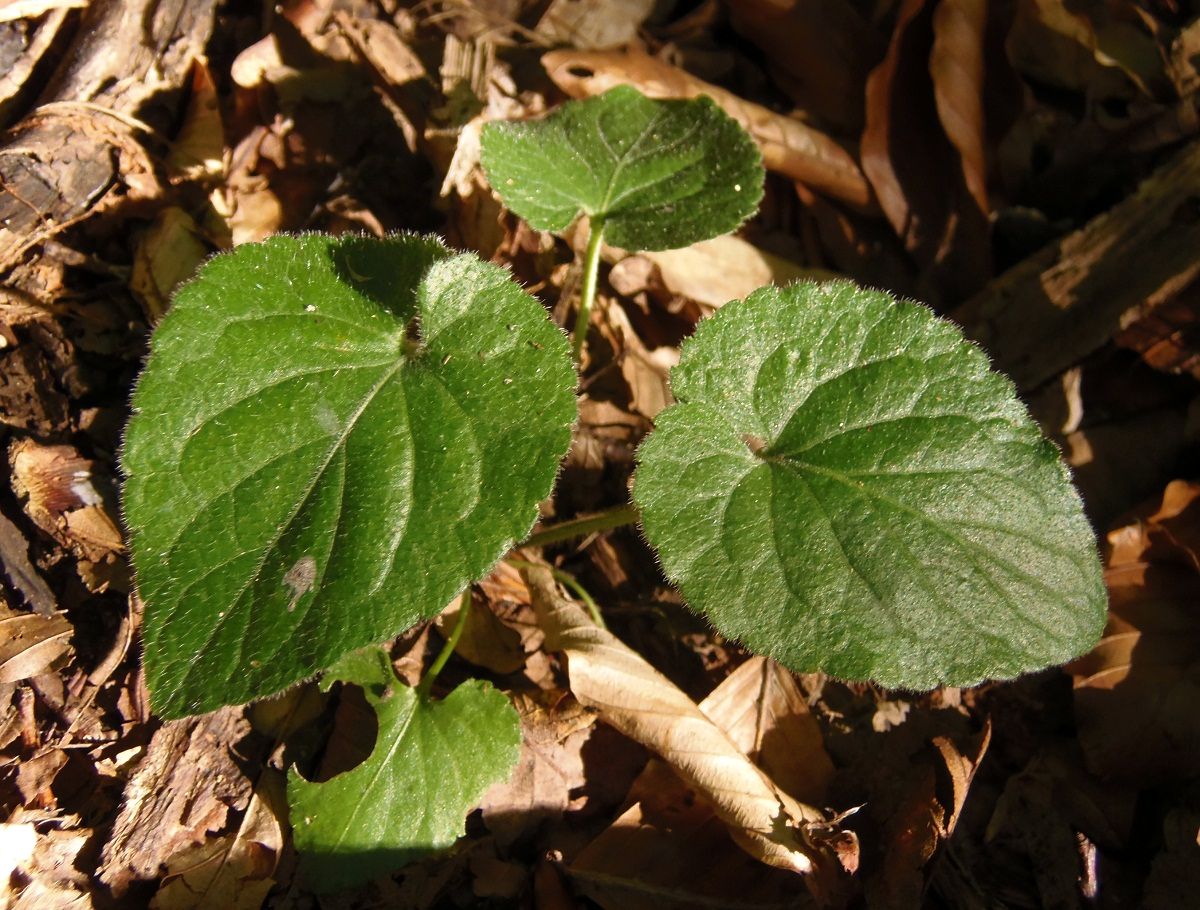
[572,217,606,363]
[417,588,471,699]
[523,502,639,549]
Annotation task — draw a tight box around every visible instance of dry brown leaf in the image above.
[536,0,656,49]
[9,438,125,592]
[726,0,883,133]
[0,611,71,684]
[1006,0,1165,100]
[3,814,93,910]
[522,565,847,895]
[16,748,67,805]
[601,296,674,420]
[1069,479,1200,782]
[130,208,210,322]
[859,720,990,910]
[930,0,988,214]
[436,590,526,675]
[167,59,224,182]
[571,656,843,909]
[861,0,991,302]
[0,511,56,617]
[480,691,595,848]
[542,48,875,211]
[334,12,426,87]
[149,771,285,910]
[636,236,836,310]
[701,657,835,807]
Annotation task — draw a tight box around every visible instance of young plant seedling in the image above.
[480,84,764,360]
[121,86,1106,893]
[121,233,574,891]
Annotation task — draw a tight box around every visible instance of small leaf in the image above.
[288,680,521,893]
[122,234,576,718]
[634,280,1106,689]
[481,85,764,252]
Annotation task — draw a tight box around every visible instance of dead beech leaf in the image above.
[860,720,990,910]
[639,235,836,310]
[167,58,224,182]
[702,657,835,807]
[542,48,875,210]
[149,771,285,910]
[522,565,845,892]
[571,657,844,909]
[480,691,595,848]
[1069,479,1200,782]
[726,0,884,133]
[131,208,209,322]
[0,611,72,683]
[930,0,988,214]
[861,0,991,301]
[436,590,526,675]
[3,815,93,909]
[536,0,655,49]
[1006,0,1164,99]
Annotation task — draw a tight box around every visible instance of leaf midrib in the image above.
[172,356,407,702]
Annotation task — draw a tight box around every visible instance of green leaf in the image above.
[634,281,1107,689]
[121,234,576,718]
[480,85,764,252]
[288,679,521,893]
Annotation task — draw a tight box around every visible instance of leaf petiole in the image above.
[417,588,472,699]
[522,502,639,549]
[505,558,606,629]
[571,217,606,363]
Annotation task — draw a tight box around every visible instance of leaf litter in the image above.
[4,0,1200,906]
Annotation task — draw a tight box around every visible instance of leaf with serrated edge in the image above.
[481,85,764,252]
[634,280,1106,689]
[288,680,521,893]
[122,233,575,718]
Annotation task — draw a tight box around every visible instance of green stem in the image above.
[523,502,639,549]
[506,558,606,629]
[572,217,606,363]
[417,588,471,699]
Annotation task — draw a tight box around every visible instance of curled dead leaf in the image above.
[522,564,848,895]
[572,655,846,909]
[0,610,72,683]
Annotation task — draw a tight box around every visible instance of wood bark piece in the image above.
[953,140,1200,391]
[98,707,254,896]
[523,565,847,895]
[0,0,215,272]
[542,48,876,211]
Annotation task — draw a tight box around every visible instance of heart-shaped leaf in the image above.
[122,234,575,718]
[289,671,520,893]
[634,281,1106,689]
[480,85,764,252]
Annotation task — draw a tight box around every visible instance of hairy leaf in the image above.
[289,679,521,893]
[480,85,763,251]
[634,281,1106,689]
[122,234,575,717]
